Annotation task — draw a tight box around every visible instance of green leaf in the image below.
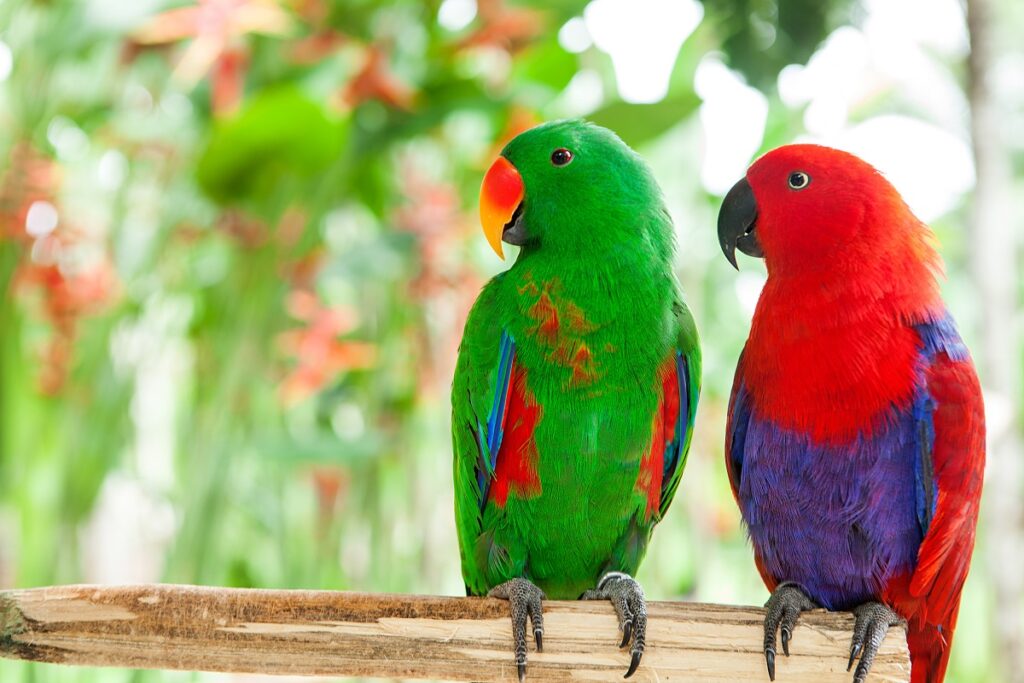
[196,88,346,204]
[588,91,701,148]
[513,39,578,92]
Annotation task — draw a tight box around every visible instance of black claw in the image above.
[625,650,642,678]
[847,601,902,683]
[488,578,545,683]
[763,582,817,679]
[847,642,862,671]
[582,572,648,677]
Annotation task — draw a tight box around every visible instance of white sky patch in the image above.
[558,17,593,54]
[809,115,975,222]
[862,0,968,56]
[25,200,59,237]
[778,0,968,143]
[437,0,476,32]
[695,56,768,195]
[0,40,12,82]
[584,0,702,104]
[555,69,604,117]
[735,270,766,318]
[777,27,870,136]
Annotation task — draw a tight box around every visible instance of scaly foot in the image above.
[582,572,647,678]
[847,602,902,683]
[763,582,817,681]
[488,578,545,683]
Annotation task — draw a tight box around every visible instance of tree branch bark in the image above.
[0,584,909,682]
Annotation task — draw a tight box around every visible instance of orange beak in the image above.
[479,156,524,259]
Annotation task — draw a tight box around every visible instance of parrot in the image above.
[452,119,701,681]
[716,144,985,683]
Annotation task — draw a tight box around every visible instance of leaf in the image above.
[197,87,346,204]
[588,91,700,148]
[513,39,578,91]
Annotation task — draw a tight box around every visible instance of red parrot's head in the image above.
[717,144,932,277]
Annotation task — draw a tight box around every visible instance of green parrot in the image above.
[452,119,701,680]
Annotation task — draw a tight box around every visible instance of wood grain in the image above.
[0,584,910,681]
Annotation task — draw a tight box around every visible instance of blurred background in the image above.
[0,0,1020,681]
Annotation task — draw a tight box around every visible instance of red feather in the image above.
[636,356,681,520]
[490,364,542,507]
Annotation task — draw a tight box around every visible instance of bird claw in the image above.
[488,578,545,682]
[583,572,647,679]
[763,582,816,680]
[847,602,902,683]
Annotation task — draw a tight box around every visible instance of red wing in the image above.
[907,351,985,627]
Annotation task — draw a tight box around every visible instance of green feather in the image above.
[453,119,702,598]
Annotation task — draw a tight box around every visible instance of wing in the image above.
[453,289,542,595]
[654,301,701,519]
[724,348,752,502]
[903,315,985,628]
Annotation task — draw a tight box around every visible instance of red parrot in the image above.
[716,144,985,683]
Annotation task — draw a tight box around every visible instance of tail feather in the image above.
[907,601,960,683]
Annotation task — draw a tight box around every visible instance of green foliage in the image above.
[197,88,346,204]
[698,0,853,89]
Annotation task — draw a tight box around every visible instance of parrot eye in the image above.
[551,148,573,167]
[788,171,811,190]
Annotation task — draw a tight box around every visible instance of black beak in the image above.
[717,177,763,270]
[503,203,527,246]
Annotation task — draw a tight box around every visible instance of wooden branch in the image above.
[0,584,909,682]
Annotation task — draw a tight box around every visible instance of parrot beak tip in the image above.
[717,177,761,269]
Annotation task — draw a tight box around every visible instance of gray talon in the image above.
[848,602,902,683]
[763,582,816,680]
[583,572,648,678]
[488,578,546,682]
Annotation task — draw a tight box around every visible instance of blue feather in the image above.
[476,331,516,508]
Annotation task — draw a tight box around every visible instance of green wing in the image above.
[451,281,511,595]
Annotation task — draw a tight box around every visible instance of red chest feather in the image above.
[743,277,935,442]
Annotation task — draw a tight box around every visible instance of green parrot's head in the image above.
[479,119,671,261]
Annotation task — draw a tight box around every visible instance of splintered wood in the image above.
[0,584,910,682]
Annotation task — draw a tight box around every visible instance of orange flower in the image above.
[277,290,376,406]
[338,44,416,110]
[134,0,292,113]
[457,0,545,54]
